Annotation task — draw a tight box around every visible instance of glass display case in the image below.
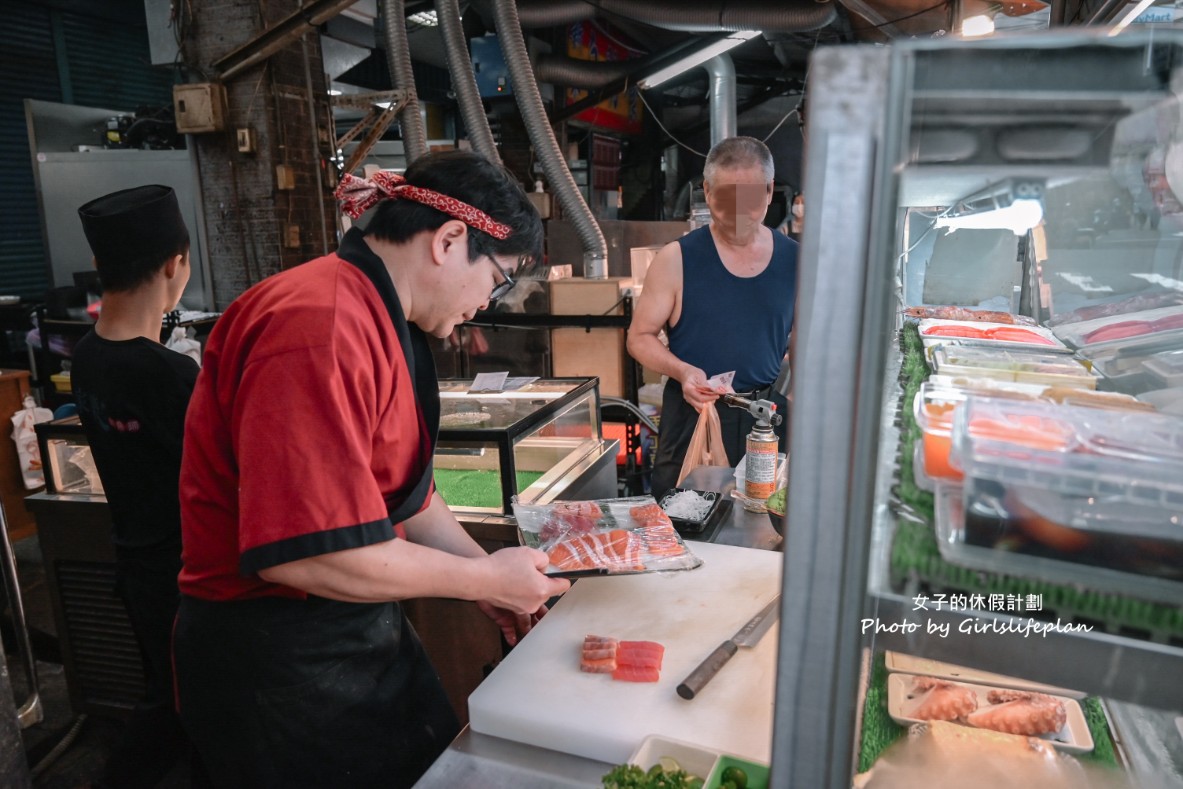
[34,416,104,498]
[435,377,609,514]
[773,33,1183,788]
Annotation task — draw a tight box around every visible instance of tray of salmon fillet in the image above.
[513,496,704,576]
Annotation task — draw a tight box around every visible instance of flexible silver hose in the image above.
[30,714,88,779]
[492,0,608,277]
[381,0,428,164]
[434,0,500,163]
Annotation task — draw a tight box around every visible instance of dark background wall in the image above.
[0,0,176,300]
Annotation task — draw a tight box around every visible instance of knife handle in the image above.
[677,640,738,700]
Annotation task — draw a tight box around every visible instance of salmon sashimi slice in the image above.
[630,503,673,527]
[553,501,604,519]
[580,658,616,674]
[547,530,645,572]
[611,665,660,682]
[582,635,618,661]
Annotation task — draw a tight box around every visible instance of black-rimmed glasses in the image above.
[488,256,517,302]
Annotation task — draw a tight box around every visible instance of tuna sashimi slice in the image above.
[612,664,660,682]
[617,640,664,669]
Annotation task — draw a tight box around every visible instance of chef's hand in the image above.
[476,600,549,646]
[680,366,719,411]
[483,546,569,615]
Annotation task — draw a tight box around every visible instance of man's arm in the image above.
[626,242,717,410]
[256,492,569,616]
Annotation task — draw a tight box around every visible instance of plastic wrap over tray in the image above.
[514,496,703,576]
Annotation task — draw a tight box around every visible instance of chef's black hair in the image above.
[365,151,544,267]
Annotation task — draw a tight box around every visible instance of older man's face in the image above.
[704,164,772,237]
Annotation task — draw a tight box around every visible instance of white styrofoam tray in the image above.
[886,673,1094,754]
[884,652,1084,699]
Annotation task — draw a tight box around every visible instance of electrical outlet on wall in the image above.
[236,127,256,153]
[284,224,301,249]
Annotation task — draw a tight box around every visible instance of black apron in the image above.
[174,231,456,788]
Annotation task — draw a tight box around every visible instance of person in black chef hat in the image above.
[73,185,206,788]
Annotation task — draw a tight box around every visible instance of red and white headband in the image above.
[334,171,512,240]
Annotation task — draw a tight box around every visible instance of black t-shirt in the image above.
[71,331,199,555]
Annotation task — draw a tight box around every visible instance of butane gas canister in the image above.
[744,417,779,500]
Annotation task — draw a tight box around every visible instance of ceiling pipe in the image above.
[705,54,737,148]
[381,0,428,164]
[434,0,500,163]
[503,0,837,33]
[491,0,609,278]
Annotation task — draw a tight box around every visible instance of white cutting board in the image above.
[467,541,782,765]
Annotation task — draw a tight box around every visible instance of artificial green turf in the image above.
[433,468,546,509]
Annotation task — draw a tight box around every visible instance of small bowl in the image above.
[766,509,786,536]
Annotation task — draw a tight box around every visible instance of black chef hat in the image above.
[78,185,189,277]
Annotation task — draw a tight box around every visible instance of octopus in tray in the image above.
[966,690,1066,737]
[908,676,979,721]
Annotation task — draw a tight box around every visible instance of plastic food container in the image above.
[913,384,966,482]
[629,735,718,782]
[931,345,1097,389]
[1145,348,1183,388]
[948,397,1183,581]
[933,484,1183,604]
[659,488,723,535]
[918,319,1068,353]
[1052,304,1183,352]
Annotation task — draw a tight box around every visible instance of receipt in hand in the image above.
[705,370,735,393]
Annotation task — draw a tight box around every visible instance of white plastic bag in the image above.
[11,396,53,490]
[165,326,202,366]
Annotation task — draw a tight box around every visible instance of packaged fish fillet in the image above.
[513,496,704,576]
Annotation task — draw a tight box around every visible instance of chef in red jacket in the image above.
[173,151,569,788]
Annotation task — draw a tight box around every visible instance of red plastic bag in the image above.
[676,405,727,486]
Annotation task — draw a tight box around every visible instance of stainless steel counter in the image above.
[415,466,783,788]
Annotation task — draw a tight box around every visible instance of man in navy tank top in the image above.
[628,137,797,500]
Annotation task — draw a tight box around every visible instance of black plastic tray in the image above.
[660,488,724,536]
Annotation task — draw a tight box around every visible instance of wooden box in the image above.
[551,328,627,398]
[548,277,632,316]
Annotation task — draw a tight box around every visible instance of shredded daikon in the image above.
[661,490,712,521]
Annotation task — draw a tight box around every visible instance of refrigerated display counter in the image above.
[776,31,1183,789]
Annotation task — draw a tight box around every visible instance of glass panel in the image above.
[45,437,104,495]
[434,439,515,512]
[513,391,601,504]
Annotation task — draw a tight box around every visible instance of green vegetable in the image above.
[720,765,748,788]
[765,488,787,515]
[601,762,704,789]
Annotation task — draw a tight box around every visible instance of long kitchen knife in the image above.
[677,595,780,700]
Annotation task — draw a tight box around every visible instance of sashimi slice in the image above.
[580,657,617,674]
[612,665,661,682]
[615,652,663,669]
[618,640,665,658]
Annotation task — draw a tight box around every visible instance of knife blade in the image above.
[677,595,780,700]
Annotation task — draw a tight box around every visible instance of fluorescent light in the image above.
[1109,0,1158,34]
[936,198,1044,235]
[961,13,996,36]
[639,31,761,89]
